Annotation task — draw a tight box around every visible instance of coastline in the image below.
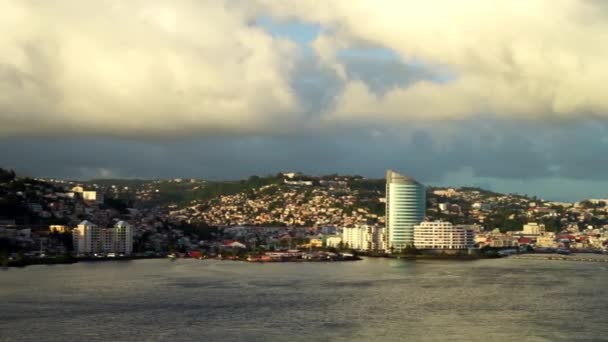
[1,255,165,268]
[8,252,607,268]
[2,252,496,268]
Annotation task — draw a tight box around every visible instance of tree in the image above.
[401,245,418,256]
[0,168,16,183]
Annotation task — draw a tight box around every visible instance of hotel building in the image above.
[342,225,385,251]
[414,221,475,250]
[73,220,134,255]
[385,170,426,251]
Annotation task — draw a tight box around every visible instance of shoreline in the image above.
[2,253,496,268]
[2,255,165,268]
[7,252,606,268]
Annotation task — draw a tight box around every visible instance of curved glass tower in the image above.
[386,170,426,251]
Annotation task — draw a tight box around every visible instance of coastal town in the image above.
[1,168,608,266]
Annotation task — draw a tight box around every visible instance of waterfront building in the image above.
[342,226,365,250]
[414,221,475,250]
[536,232,557,248]
[113,221,134,255]
[325,235,342,248]
[72,220,134,255]
[385,170,426,251]
[341,225,384,251]
[73,220,102,254]
[368,225,385,251]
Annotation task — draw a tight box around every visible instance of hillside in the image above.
[2,168,594,234]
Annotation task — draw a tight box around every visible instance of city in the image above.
[3,1,608,340]
[2,167,608,266]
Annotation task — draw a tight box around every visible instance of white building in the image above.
[342,227,365,250]
[414,221,475,250]
[342,225,385,251]
[73,220,100,254]
[325,235,342,248]
[82,191,104,204]
[523,222,545,235]
[113,221,134,255]
[71,186,104,204]
[386,170,426,251]
[73,220,133,255]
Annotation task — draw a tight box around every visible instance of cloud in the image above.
[0,0,300,137]
[3,120,608,200]
[259,0,608,123]
[2,0,608,138]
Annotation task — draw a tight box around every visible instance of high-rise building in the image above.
[72,220,133,255]
[414,221,475,250]
[73,220,101,254]
[114,221,134,255]
[385,170,426,251]
[342,226,365,250]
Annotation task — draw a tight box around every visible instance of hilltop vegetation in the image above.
[78,174,285,207]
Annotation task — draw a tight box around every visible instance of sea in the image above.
[1,257,607,341]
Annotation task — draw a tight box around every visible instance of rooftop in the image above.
[386,170,421,185]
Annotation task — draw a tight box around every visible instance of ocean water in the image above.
[1,257,607,341]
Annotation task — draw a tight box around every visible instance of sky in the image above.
[2,0,608,201]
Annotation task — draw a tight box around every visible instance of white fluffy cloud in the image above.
[2,0,608,137]
[0,0,299,137]
[260,0,608,123]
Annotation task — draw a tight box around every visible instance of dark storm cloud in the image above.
[3,120,607,182]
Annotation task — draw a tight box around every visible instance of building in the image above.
[342,226,365,250]
[433,189,458,197]
[82,191,104,204]
[363,225,385,251]
[325,235,342,248]
[72,220,134,255]
[488,234,518,248]
[523,222,545,235]
[342,225,384,251]
[71,186,84,193]
[49,225,70,234]
[385,170,426,251]
[71,186,104,204]
[414,221,475,250]
[308,238,323,248]
[73,220,102,254]
[113,221,134,255]
[536,232,557,248]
